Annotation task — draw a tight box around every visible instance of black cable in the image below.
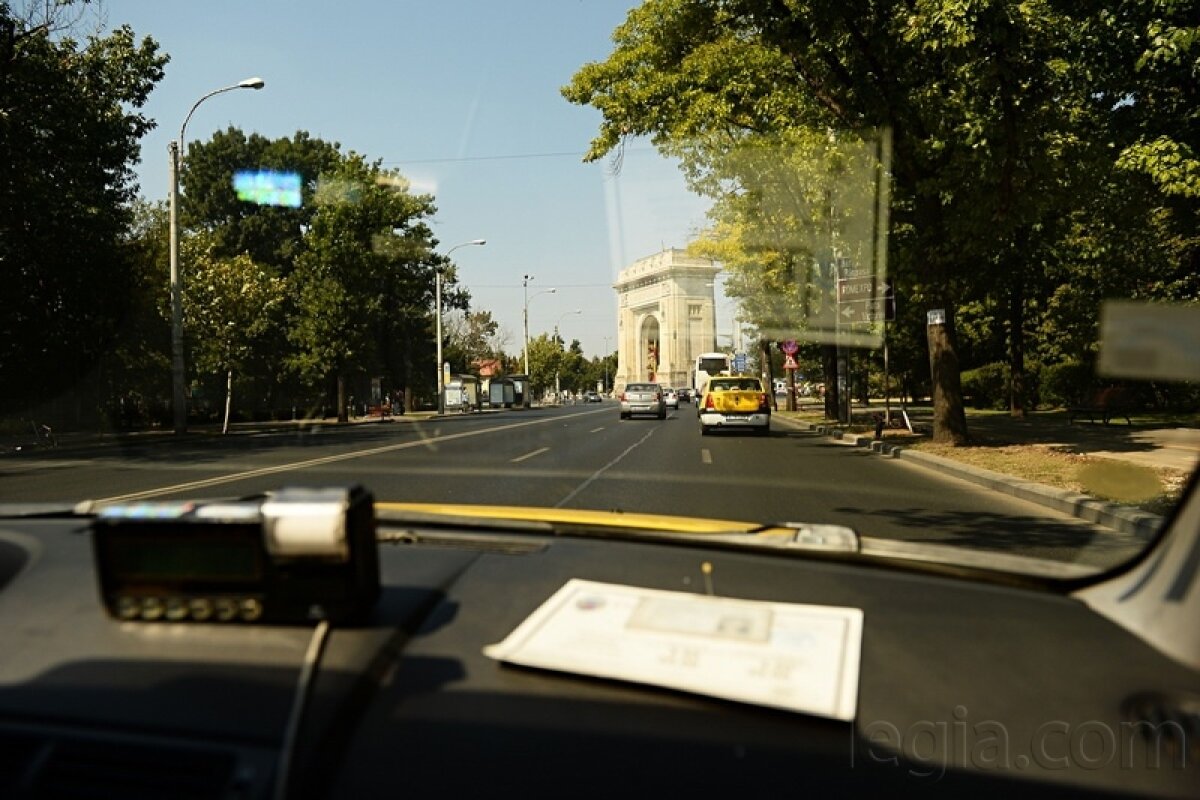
[274,619,331,800]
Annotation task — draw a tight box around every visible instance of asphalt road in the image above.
[0,402,1146,569]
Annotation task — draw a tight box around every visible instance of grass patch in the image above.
[902,439,1185,514]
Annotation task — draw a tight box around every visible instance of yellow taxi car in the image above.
[697,375,771,436]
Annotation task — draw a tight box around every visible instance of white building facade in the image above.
[613,249,719,393]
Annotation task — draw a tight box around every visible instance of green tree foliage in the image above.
[565,0,1196,440]
[0,4,166,416]
[443,309,507,374]
[575,352,617,394]
[556,340,588,394]
[99,200,172,426]
[525,334,563,396]
[286,155,441,420]
[180,128,343,271]
[1107,1,1199,201]
[181,237,284,431]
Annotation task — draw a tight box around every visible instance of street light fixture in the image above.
[168,76,265,434]
[522,275,556,377]
[553,309,582,344]
[436,239,487,415]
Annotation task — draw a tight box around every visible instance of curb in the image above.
[772,416,1163,541]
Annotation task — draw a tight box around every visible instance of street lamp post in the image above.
[522,274,556,377]
[169,77,264,434]
[436,239,486,415]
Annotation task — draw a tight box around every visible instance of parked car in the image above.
[619,383,666,420]
[697,376,771,435]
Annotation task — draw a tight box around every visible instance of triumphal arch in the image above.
[612,249,719,393]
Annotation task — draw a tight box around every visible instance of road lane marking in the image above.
[590,427,605,433]
[701,448,712,464]
[511,447,550,463]
[555,426,658,508]
[89,409,609,506]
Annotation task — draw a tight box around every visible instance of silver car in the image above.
[619,383,666,420]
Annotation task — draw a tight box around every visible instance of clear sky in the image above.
[101,0,732,359]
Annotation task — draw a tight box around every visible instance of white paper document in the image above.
[483,579,863,720]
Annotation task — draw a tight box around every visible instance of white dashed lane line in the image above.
[511,447,550,463]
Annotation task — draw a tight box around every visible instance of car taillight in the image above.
[619,392,626,402]
[759,393,769,410]
[704,394,715,410]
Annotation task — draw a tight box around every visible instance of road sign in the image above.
[839,300,890,325]
[733,352,748,372]
[837,276,877,303]
[780,339,799,355]
[927,309,946,325]
[837,278,895,324]
[783,354,798,370]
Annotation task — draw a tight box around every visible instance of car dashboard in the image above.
[0,505,1196,799]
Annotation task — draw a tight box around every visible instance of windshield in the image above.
[1,0,1196,578]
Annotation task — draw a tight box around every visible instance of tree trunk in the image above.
[222,368,233,434]
[1008,277,1027,418]
[759,339,777,410]
[822,344,838,421]
[926,311,969,444]
[337,374,348,423]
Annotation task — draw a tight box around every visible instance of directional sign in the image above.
[837,276,877,303]
[837,278,895,324]
[733,352,748,372]
[840,301,890,325]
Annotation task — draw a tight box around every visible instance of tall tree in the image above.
[0,3,166,417]
[443,309,506,374]
[180,128,343,272]
[563,0,1168,442]
[286,156,439,421]
[182,237,284,433]
[525,334,563,396]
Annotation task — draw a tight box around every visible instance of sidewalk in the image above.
[4,401,558,452]
[0,408,487,453]
[773,408,1199,541]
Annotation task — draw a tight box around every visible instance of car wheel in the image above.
[756,425,770,436]
[658,410,666,420]
[619,412,629,420]
[701,425,711,436]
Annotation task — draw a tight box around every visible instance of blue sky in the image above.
[104,0,729,358]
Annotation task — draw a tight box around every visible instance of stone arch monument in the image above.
[612,249,719,393]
